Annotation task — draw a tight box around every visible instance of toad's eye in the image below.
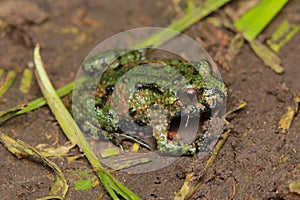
[178,86,201,105]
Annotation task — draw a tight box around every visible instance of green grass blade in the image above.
[102,171,141,200]
[0,104,26,124]
[132,0,231,49]
[234,0,289,41]
[97,172,120,200]
[18,76,89,115]
[267,19,300,52]
[17,81,74,115]
[0,82,74,124]
[0,70,17,98]
[33,44,141,200]
[249,40,284,73]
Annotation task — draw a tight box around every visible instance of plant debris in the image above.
[174,130,231,199]
[0,131,68,199]
[19,68,33,94]
[267,19,300,52]
[289,181,300,195]
[0,69,17,98]
[278,93,300,133]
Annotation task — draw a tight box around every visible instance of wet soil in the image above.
[0,0,300,199]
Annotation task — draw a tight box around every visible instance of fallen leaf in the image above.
[35,143,75,157]
[289,181,300,195]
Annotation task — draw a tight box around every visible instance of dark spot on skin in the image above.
[193,68,199,75]
[106,85,115,94]
[129,107,136,117]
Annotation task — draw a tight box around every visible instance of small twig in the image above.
[174,130,231,200]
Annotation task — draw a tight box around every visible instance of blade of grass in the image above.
[34,44,141,200]
[232,0,289,74]
[226,101,247,116]
[17,81,75,115]
[132,0,232,49]
[234,0,289,41]
[0,104,26,124]
[0,70,17,98]
[97,172,120,200]
[0,81,74,124]
[249,40,284,73]
[267,19,300,52]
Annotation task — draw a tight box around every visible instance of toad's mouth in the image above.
[115,113,210,150]
[152,114,208,141]
[168,115,204,138]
